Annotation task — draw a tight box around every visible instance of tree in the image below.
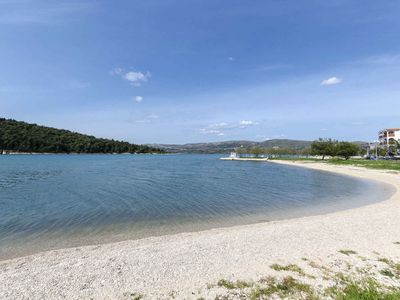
[310,138,336,160]
[335,142,360,160]
[387,139,400,156]
[249,146,265,158]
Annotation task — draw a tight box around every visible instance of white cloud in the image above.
[110,67,123,76]
[134,96,143,102]
[321,77,342,86]
[200,120,258,135]
[239,120,254,126]
[111,68,151,87]
[124,71,151,87]
[134,113,159,123]
[228,57,235,61]
[200,129,224,136]
[148,113,159,119]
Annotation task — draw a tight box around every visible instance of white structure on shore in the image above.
[379,128,400,147]
[229,152,238,158]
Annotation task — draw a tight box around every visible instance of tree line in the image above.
[0,118,163,154]
[236,138,361,160]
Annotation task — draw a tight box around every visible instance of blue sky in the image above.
[1,0,399,144]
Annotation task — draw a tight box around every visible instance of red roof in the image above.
[381,128,400,131]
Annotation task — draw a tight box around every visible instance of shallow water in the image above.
[0,154,393,259]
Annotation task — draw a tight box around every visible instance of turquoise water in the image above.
[0,154,393,259]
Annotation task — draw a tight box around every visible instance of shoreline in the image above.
[220,157,269,161]
[1,161,399,299]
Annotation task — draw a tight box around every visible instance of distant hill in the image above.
[0,118,162,154]
[152,139,313,154]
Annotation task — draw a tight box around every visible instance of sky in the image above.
[0,0,400,144]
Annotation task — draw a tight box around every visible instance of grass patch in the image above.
[217,279,236,289]
[377,258,400,278]
[217,279,252,290]
[380,269,395,278]
[250,276,317,300]
[334,278,400,300]
[271,157,400,171]
[327,158,400,171]
[270,263,306,276]
[339,249,358,256]
[125,293,142,300]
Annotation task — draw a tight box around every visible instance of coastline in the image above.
[220,157,269,161]
[1,161,399,299]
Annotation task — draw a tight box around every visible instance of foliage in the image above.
[311,138,337,159]
[0,118,162,154]
[335,142,360,160]
[311,139,360,160]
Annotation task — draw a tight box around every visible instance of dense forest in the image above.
[0,118,162,154]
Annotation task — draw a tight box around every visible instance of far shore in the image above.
[1,161,399,299]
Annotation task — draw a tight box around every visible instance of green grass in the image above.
[250,276,318,300]
[217,279,251,290]
[327,158,400,171]
[271,157,400,171]
[339,249,358,256]
[377,257,400,278]
[217,279,236,289]
[214,274,400,300]
[270,263,306,276]
[334,279,400,300]
[380,269,395,278]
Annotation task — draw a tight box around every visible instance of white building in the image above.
[379,128,400,147]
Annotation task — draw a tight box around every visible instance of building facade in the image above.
[379,128,400,146]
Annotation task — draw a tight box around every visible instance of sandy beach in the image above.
[0,161,399,299]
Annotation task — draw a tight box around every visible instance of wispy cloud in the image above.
[254,64,293,72]
[67,80,91,89]
[200,120,258,135]
[111,68,151,87]
[228,56,235,61]
[0,1,94,25]
[321,77,342,86]
[200,129,225,136]
[358,53,400,65]
[135,113,159,123]
[134,96,143,102]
